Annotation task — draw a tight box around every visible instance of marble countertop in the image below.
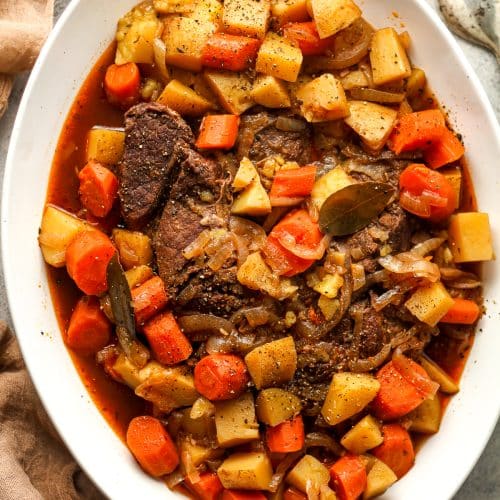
[0,0,498,498]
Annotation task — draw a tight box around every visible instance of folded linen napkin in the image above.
[0,322,103,499]
[0,0,54,118]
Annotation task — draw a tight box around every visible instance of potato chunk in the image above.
[311,167,354,210]
[256,388,302,426]
[38,206,91,268]
[215,393,260,447]
[295,74,349,122]
[286,455,330,492]
[344,101,398,151]
[405,282,454,326]
[363,458,397,499]
[256,33,303,83]
[272,0,309,25]
[112,229,153,270]
[163,16,217,72]
[311,0,361,39]
[251,75,291,109]
[245,337,297,389]
[448,212,493,263]
[341,70,370,90]
[218,452,273,490]
[313,273,344,299]
[125,265,154,289]
[321,372,380,426]
[179,437,222,468]
[233,157,259,191]
[189,0,224,26]
[341,415,383,454]
[420,354,459,394]
[153,0,195,14]
[86,128,125,165]
[157,80,213,117]
[116,3,160,64]
[223,0,271,39]
[409,394,441,434]
[204,70,254,114]
[231,173,272,216]
[370,28,412,85]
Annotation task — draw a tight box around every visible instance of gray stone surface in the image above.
[0,0,498,498]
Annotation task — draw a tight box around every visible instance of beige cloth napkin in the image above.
[0,0,54,118]
[0,321,104,499]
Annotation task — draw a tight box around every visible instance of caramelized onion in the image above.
[410,237,446,257]
[440,267,481,288]
[230,216,266,250]
[379,254,440,282]
[268,452,302,493]
[304,432,343,456]
[349,343,391,372]
[206,331,258,355]
[275,116,307,132]
[349,87,405,103]
[178,314,235,337]
[165,470,185,489]
[153,38,169,82]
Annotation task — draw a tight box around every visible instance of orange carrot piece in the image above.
[262,235,314,277]
[424,127,465,169]
[440,298,480,324]
[194,353,249,401]
[266,415,305,453]
[372,424,415,478]
[196,115,240,150]
[66,230,116,295]
[282,22,334,56]
[388,109,446,154]
[330,454,367,500]
[283,487,307,500]
[371,360,428,420]
[131,276,168,326]
[222,490,267,500]
[269,166,317,206]
[78,160,119,218]
[66,296,111,355]
[185,472,224,500]
[202,33,261,71]
[126,416,179,477]
[143,311,192,365]
[104,62,141,108]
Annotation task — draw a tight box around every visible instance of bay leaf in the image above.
[319,182,395,236]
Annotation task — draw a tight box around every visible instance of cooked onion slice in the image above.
[178,314,235,337]
[277,233,331,260]
[349,343,391,372]
[379,254,440,282]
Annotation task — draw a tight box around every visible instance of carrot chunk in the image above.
[440,298,480,324]
[66,230,116,295]
[262,235,314,277]
[266,415,305,453]
[283,487,307,500]
[423,127,465,169]
[185,472,224,500]
[282,22,334,56]
[126,416,179,477]
[131,276,168,326]
[143,311,192,365]
[78,160,119,218]
[222,490,267,500]
[194,353,249,401]
[104,62,141,108]
[66,296,111,355]
[202,33,261,71]
[269,166,317,206]
[196,115,240,150]
[329,454,367,500]
[372,424,415,478]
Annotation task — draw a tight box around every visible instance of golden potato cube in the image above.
[245,337,297,389]
[441,166,462,210]
[341,70,370,90]
[363,458,397,499]
[295,74,349,122]
[311,0,361,39]
[287,455,330,492]
[318,296,340,320]
[409,394,441,434]
[251,75,291,109]
[313,273,344,299]
[344,100,398,151]
[231,176,272,216]
[180,438,222,467]
[405,282,454,326]
[153,0,195,14]
[86,128,125,165]
[233,157,259,191]
[218,452,273,490]
[157,79,213,117]
[125,265,154,289]
[112,229,153,270]
[204,70,255,114]
[223,0,271,39]
[215,393,260,447]
[448,212,493,263]
[112,353,143,389]
[311,166,354,210]
[272,0,309,25]
[321,372,380,426]
[420,354,459,394]
[163,16,216,72]
[38,206,91,268]
[256,33,303,82]
[370,28,412,85]
[256,388,302,426]
[406,68,427,98]
[341,415,383,454]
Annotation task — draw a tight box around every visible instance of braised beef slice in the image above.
[237,112,313,164]
[119,103,194,229]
